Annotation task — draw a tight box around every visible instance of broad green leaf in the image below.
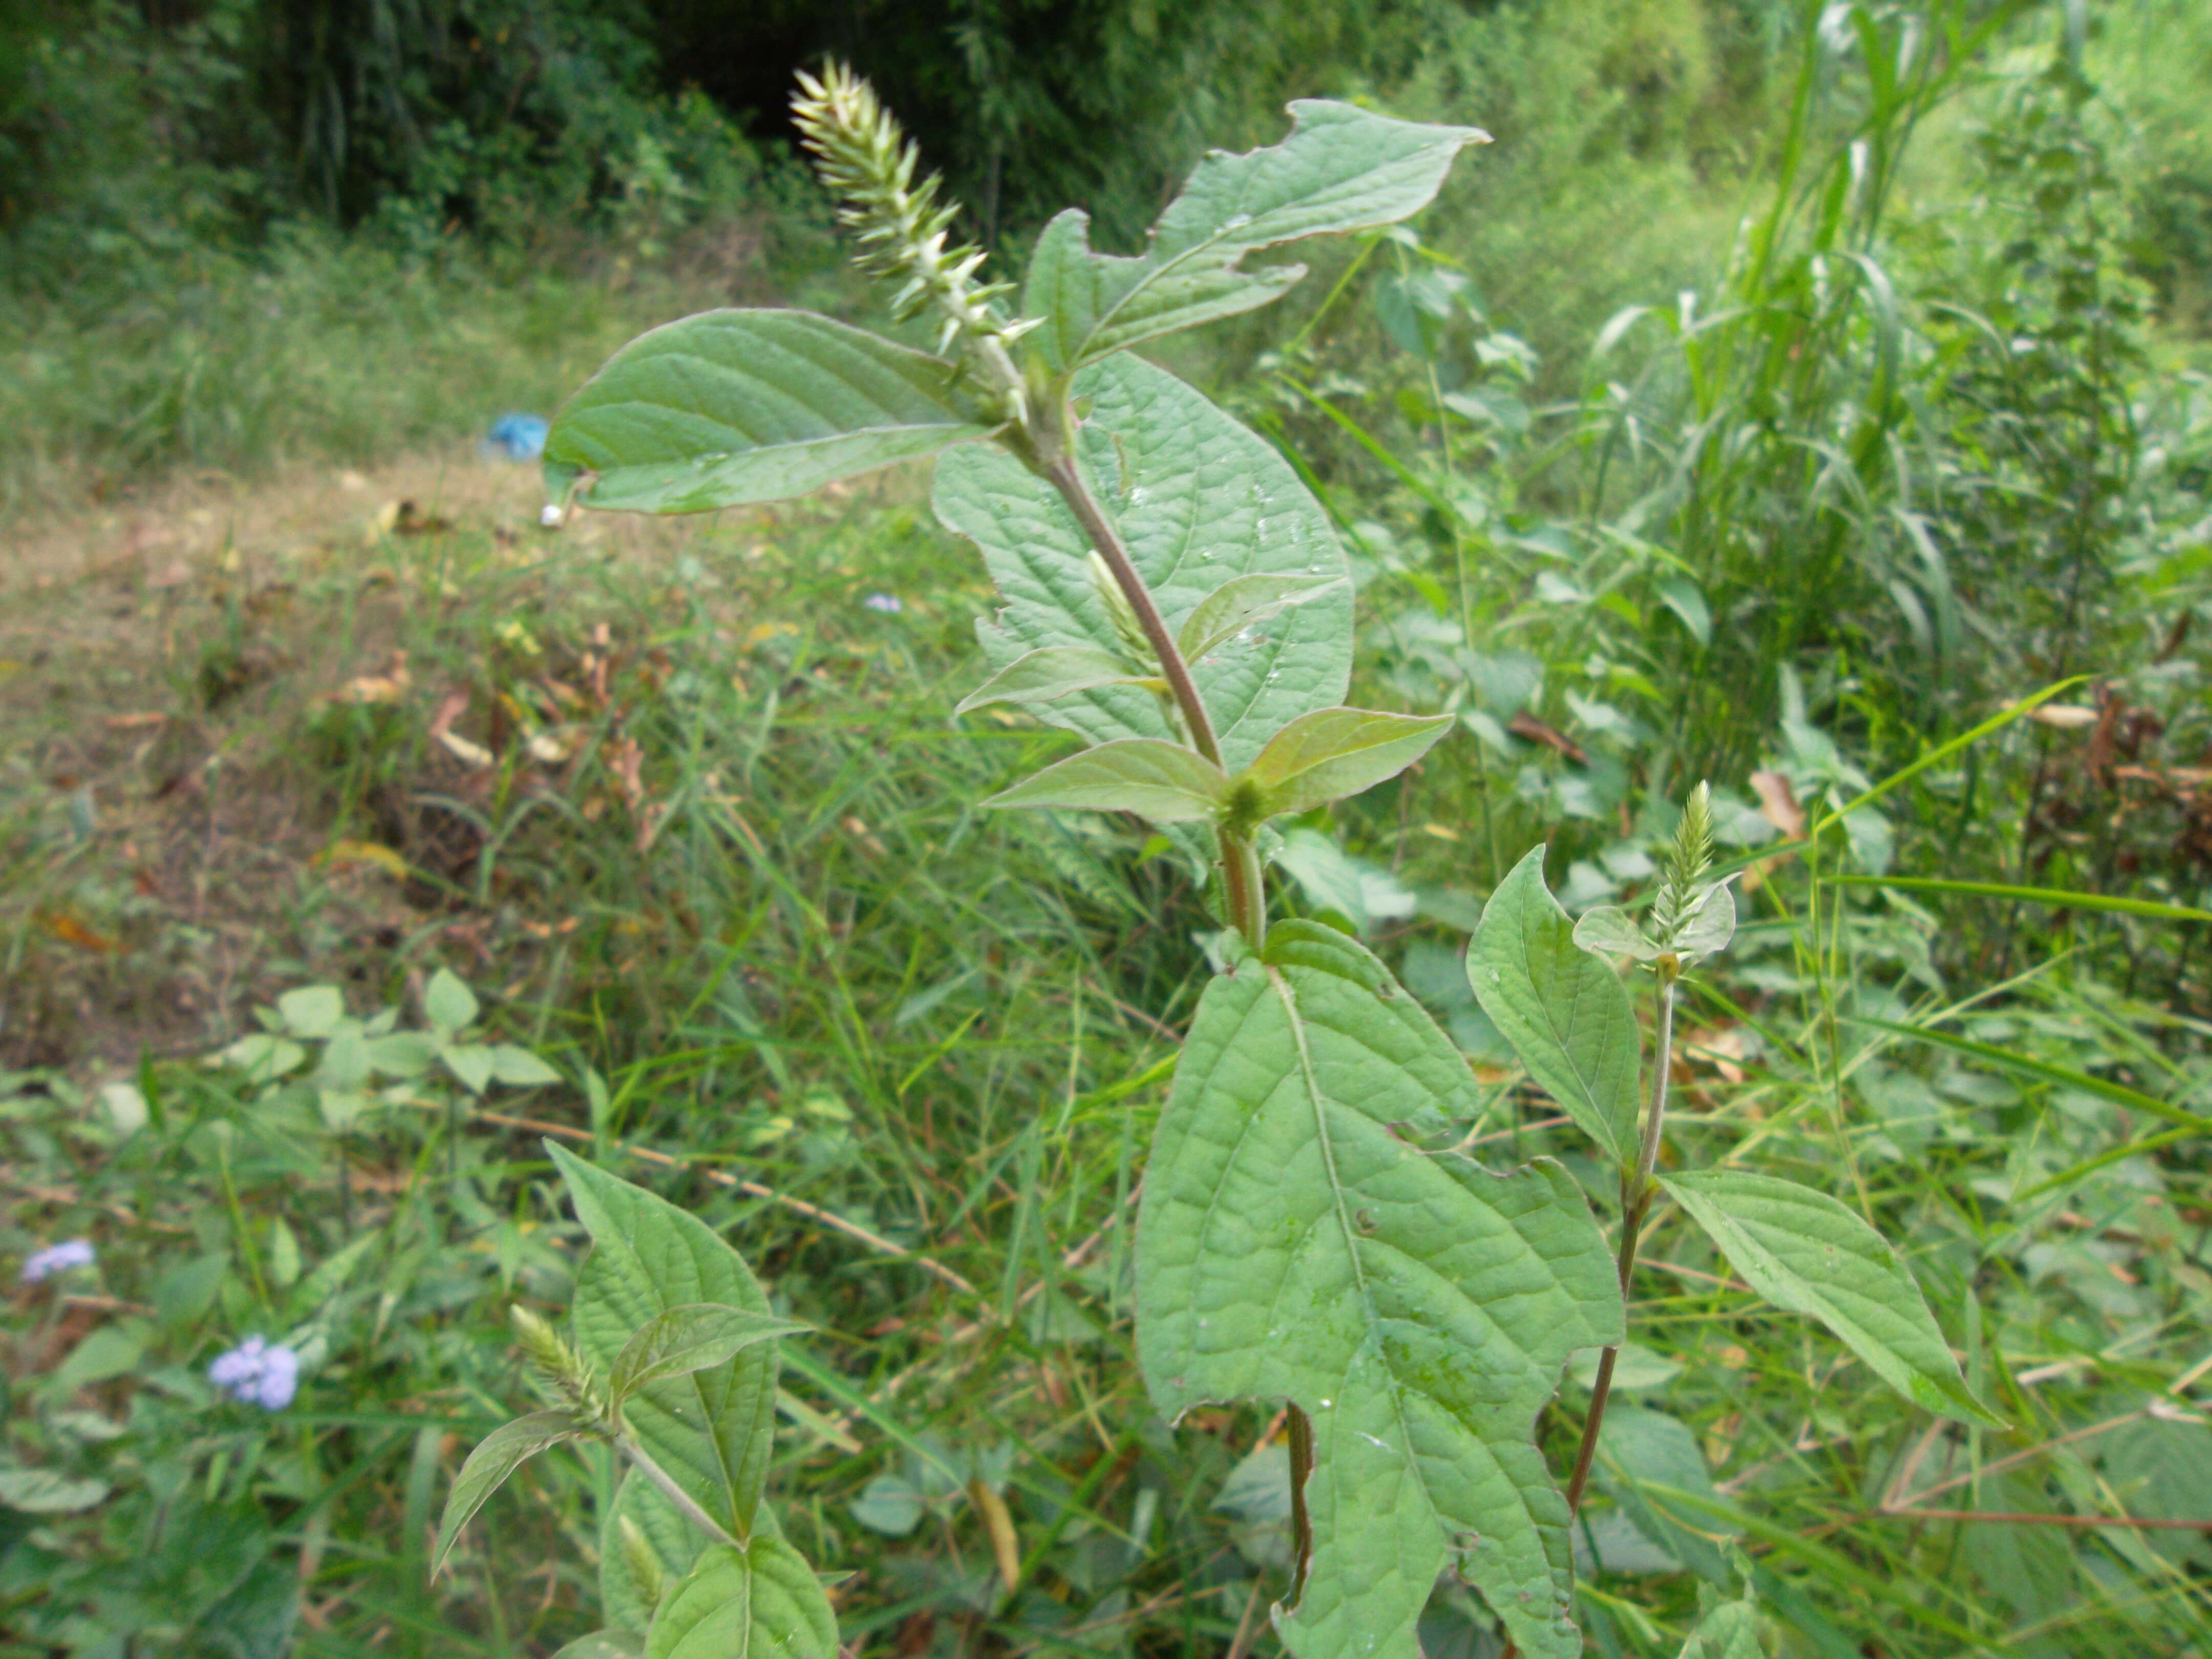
[1467,846,1642,1167]
[0,1467,110,1513]
[1669,881,1738,965]
[1023,101,1486,372]
[1659,1170,2001,1427]
[1177,571,1344,664]
[275,985,345,1039]
[1241,707,1455,818]
[982,739,1228,824]
[431,1410,579,1577]
[1136,921,1621,1659]
[424,969,478,1034]
[548,1143,783,1539]
[935,353,1351,773]
[551,1635,645,1659]
[546,310,994,514]
[645,1539,838,1659]
[609,1305,808,1408]
[490,1044,563,1087]
[602,1474,703,1634]
[1679,1585,1762,1659]
[441,1041,496,1095]
[1572,906,1661,962]
[954,647,1157,715]
[1597,1406,1736,1584]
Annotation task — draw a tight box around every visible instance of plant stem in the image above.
[1037,453,1221,770]
[1037,440,1267,946]
[612,1430,743,1551]
[1564,963,1677,1514]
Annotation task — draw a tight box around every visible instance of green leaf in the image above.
[602,1474,703,1634]
[1467,846,1642,1168]
[982,740,1228,824]
[1669,881,1737,965]
[441,1042,496,1096]
[1596,1406,1736,1584]
[548,1144,783,1540]
[1024,101,1486,373]
[424,969,478,1034]
[644,1539,838,1659]
[0,1467,110,1513]
[1844,1018,2212,1135]
[490,1045,563,1088]
[1678,1584,1762,1659]
[1241,707,1455,818]
[935,353,1351,773]
[430,1411,579,1577]
[1176,571,1345,664]
[609,1305,809,1409]
[1136,921,1622,1659]
[848,1472,927,1537]
[551,1634,645,1659]
[1572,906,1661,962]
[1658,1170,2002,1427]
[275,986,346,1040]
[546,310,995,514]
[953,647,1157,715]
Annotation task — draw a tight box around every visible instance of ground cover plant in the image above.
[3,3,2211,1657]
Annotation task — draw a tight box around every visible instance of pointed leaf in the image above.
[644,1539,838,1659]
[937,354,1351,773]
[982,740,1227,824]
[953,647,1157,715]
[1024,102,1487,372]
[548,1144,784,1539]
[431,1411,579,1577]
[1596,1406,1736,1584]
[491,1045,563,1087]
[551,1635,644,1659]
[0,1469,110,1514]
[1678,1587,1762,1659]
[1137,922,1622,1659]
[1468,846,1641,1167]
[1669,881,1737,965]
[609,1305,809,1408]
[425,968,478,1033]
[547,310,995,514]
[1176,571,1345,664]
[1572,906,1662,962]
[1243,707,1455,818]
[1659,1169,2002,1427]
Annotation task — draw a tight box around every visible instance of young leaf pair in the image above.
[432,1145,833,1658]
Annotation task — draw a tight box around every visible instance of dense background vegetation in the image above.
[3,2,2209,1656]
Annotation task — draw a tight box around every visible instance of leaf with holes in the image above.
[644,1539,837,1659]
[1136,922,1621,1659]
[1468,846,1641,1169]
[935,353,1351,773]
[546,310,996,514]
[1241,707,1455,818]
[1660,1169,2002,1427]
[1024,102,1486,373]
[548,1143,785,1539]
[983,739,1228,824]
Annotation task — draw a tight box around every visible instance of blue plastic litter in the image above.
[485,413,548,461]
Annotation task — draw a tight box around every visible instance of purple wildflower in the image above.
[19,1240,96,1284]
[209,1336,300,1411]
[862,593,903,614]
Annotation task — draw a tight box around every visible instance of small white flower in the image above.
[19,1240,95,1284]
[862,592,903,614]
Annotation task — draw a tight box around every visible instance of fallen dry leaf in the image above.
[315,839,411,880]
[103,711,168,730]
[437,729,496,770]
[40,913,120,954]
[1749,769,1807,839]
[2027,704,2099,729]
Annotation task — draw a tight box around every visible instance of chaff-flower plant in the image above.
[471,69,2002,1659]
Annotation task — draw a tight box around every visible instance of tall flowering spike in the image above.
[790,64,1035,365]
[1653,780,1717,942]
